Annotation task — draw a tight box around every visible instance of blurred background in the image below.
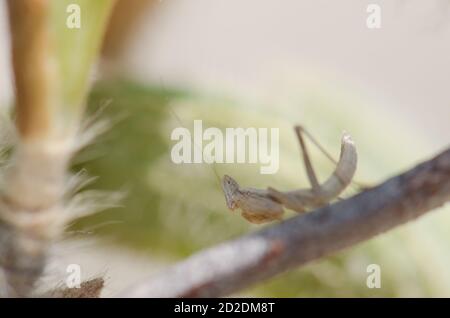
[0,0,449,297]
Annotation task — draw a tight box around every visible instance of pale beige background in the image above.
[121,0,450,148]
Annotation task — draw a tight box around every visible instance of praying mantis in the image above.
[222,126,358,224]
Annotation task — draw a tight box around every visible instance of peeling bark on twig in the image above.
[119,147,450,298]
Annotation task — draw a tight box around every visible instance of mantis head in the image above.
[222,175,241,210]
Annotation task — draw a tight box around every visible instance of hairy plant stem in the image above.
[1,0,114,297]
[0,139,72,297]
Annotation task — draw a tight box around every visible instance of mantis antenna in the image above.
[160,78,223,189]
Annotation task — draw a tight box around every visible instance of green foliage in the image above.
[50,0,114,126]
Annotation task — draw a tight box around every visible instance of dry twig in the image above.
[119,147,450,297]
